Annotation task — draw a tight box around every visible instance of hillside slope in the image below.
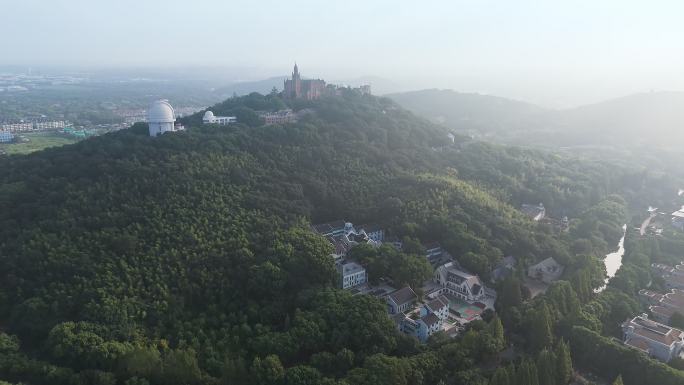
[0,92,680,385]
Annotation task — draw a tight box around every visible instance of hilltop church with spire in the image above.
[283,63,326,100]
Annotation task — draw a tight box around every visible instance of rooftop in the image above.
[389,286,418,306]
[426,296,449,312]
[312,220,347,235]
[340,261,365,275]
[625,315,684,346]
[420,312,441,327]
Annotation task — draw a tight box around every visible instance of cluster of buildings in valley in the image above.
[0,119,70,133]
[0,119,73,144]
[309,206,578,343]
[615,262,684,363]
[310,219,497,342]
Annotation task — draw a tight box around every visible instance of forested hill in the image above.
[0,92,681,385]
[389,89,684,149]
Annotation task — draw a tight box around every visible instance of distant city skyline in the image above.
[2,1,684,107]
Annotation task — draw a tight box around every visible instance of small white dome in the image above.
[148,100,176,123]
[203,110,215,120]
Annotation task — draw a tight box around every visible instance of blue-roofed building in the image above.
[0,131,14,143]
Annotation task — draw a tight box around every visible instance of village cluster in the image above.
[619,262,684,363]
[310,202,569,344]
[310,219,496,342]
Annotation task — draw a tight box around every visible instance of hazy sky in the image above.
[2,0,684,106]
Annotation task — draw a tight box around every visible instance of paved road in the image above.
[640,213,656,236]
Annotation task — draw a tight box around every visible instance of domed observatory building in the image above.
[147,99,184,137]
[202,110,237,125]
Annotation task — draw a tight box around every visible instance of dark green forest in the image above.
[0,92,682,385]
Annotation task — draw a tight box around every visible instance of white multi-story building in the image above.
[338,261,366,289]
[148,100,184,137]
[202,111,237,125]
[434,262,486,302]
[387,286,418,314]
[622,314,684,362]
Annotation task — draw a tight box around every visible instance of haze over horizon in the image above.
[2,0,684,107]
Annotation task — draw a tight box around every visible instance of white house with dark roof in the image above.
[416,313,442,342]
[422,296,449,321]
[622,314,684,362]
[311,220,350,237]
[392,294,448,343]
[358,223,384,242]
[387,286,418,314]
[434,262,486,302]
[338,261,366,289]
[527,257,565,283]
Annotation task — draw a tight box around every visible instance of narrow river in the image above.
[596,224,627,292]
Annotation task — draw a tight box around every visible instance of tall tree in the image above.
[554,340,572,385]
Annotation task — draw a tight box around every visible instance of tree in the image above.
[222,357,248,385]
[284,365,323,385]
[554,340,572,385]
[612,374,624,385]
[252,355,285,385]
[516,359,539,385]
[528,303,553,352]
[536,349,556,385]
[118,347,161,380]
[489,367,510,385]
[487,316,505,352]
[161,349,202,385]
[670,312,684,330]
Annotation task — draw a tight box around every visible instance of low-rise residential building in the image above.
[622,314,684,362]
[358,223,384,242]
[434,262,486,302]
[521,203,546,221]
[527,257,565,283]
[416,313,442,342]
[338,261,366,289]
[422,296,449,321]
[312,220,350,237]
[393,295,449,343]
[34,120,67,130]
[424,242,453,268]
[258,109,297,125]
[387,286,418,314]
[0,122,33,132]
[491,256,517,282]
[312,221,382,259]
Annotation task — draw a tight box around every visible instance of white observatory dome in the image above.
[148,100,176,123]
[203,110,215,121]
